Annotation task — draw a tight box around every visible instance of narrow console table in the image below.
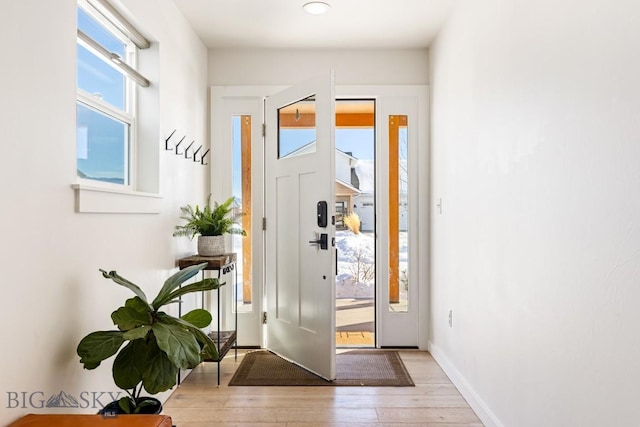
[177,253,238,385]
[9,414,173,427]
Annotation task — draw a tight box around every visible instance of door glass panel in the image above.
[232,115,252,313]
[389,115,408,312]
[335,99,376,347]
[278,96,316,158]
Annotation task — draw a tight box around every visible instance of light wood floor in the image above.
[163,350,484,426]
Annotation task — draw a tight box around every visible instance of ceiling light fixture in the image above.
[303,2,331,15]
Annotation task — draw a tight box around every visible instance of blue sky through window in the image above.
[76,5,129,184]
[77,103,127,183]
[77,44,125,109]
[77,7,125,57]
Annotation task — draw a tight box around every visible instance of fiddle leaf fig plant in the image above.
[77,263,222,413]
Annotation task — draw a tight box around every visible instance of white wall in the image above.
[429,0,640,426]
[0,0,208,423]
[209,48,429,85]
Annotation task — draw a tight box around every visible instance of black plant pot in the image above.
[98,397,162,415]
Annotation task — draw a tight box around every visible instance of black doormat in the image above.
[228,350,414,386]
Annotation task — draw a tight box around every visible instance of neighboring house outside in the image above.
[286,141,362,229]
[280,141,407,232]
[352,159,407,232]
[335,149,360,228]
[352,159,374,232]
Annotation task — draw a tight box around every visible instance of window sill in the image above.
[72,184,162,214]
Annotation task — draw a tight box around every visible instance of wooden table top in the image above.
[177,253,237,270]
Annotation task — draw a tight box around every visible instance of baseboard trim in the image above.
[428,341,504,427]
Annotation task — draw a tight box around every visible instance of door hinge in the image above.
[262,123,266,137]
[262,217,267,230]
[262,311,267,324]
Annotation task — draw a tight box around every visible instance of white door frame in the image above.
[211,85,430,350]
[210,89,266,346]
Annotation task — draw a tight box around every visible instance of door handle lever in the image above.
[308,233,328,250]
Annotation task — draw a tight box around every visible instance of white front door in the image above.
[265,73,336,380]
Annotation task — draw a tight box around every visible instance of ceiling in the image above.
[172,0,456,49]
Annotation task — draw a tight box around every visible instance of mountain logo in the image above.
[45,391,80,408]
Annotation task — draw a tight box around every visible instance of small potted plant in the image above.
[173,195,246,256]
[77,263,222,414]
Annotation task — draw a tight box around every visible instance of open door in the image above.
[265,72,336,380]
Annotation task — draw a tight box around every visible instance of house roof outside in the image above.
[335,177,361,196]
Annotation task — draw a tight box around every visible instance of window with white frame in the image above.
[76,0,149,187]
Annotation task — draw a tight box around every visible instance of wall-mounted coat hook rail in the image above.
[200,148,210,166]
[184,140,195,159]
[175,135,186,155]
[192,145,202,162]
[165,129,176,150]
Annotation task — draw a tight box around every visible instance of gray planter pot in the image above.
[198,235,225,256]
